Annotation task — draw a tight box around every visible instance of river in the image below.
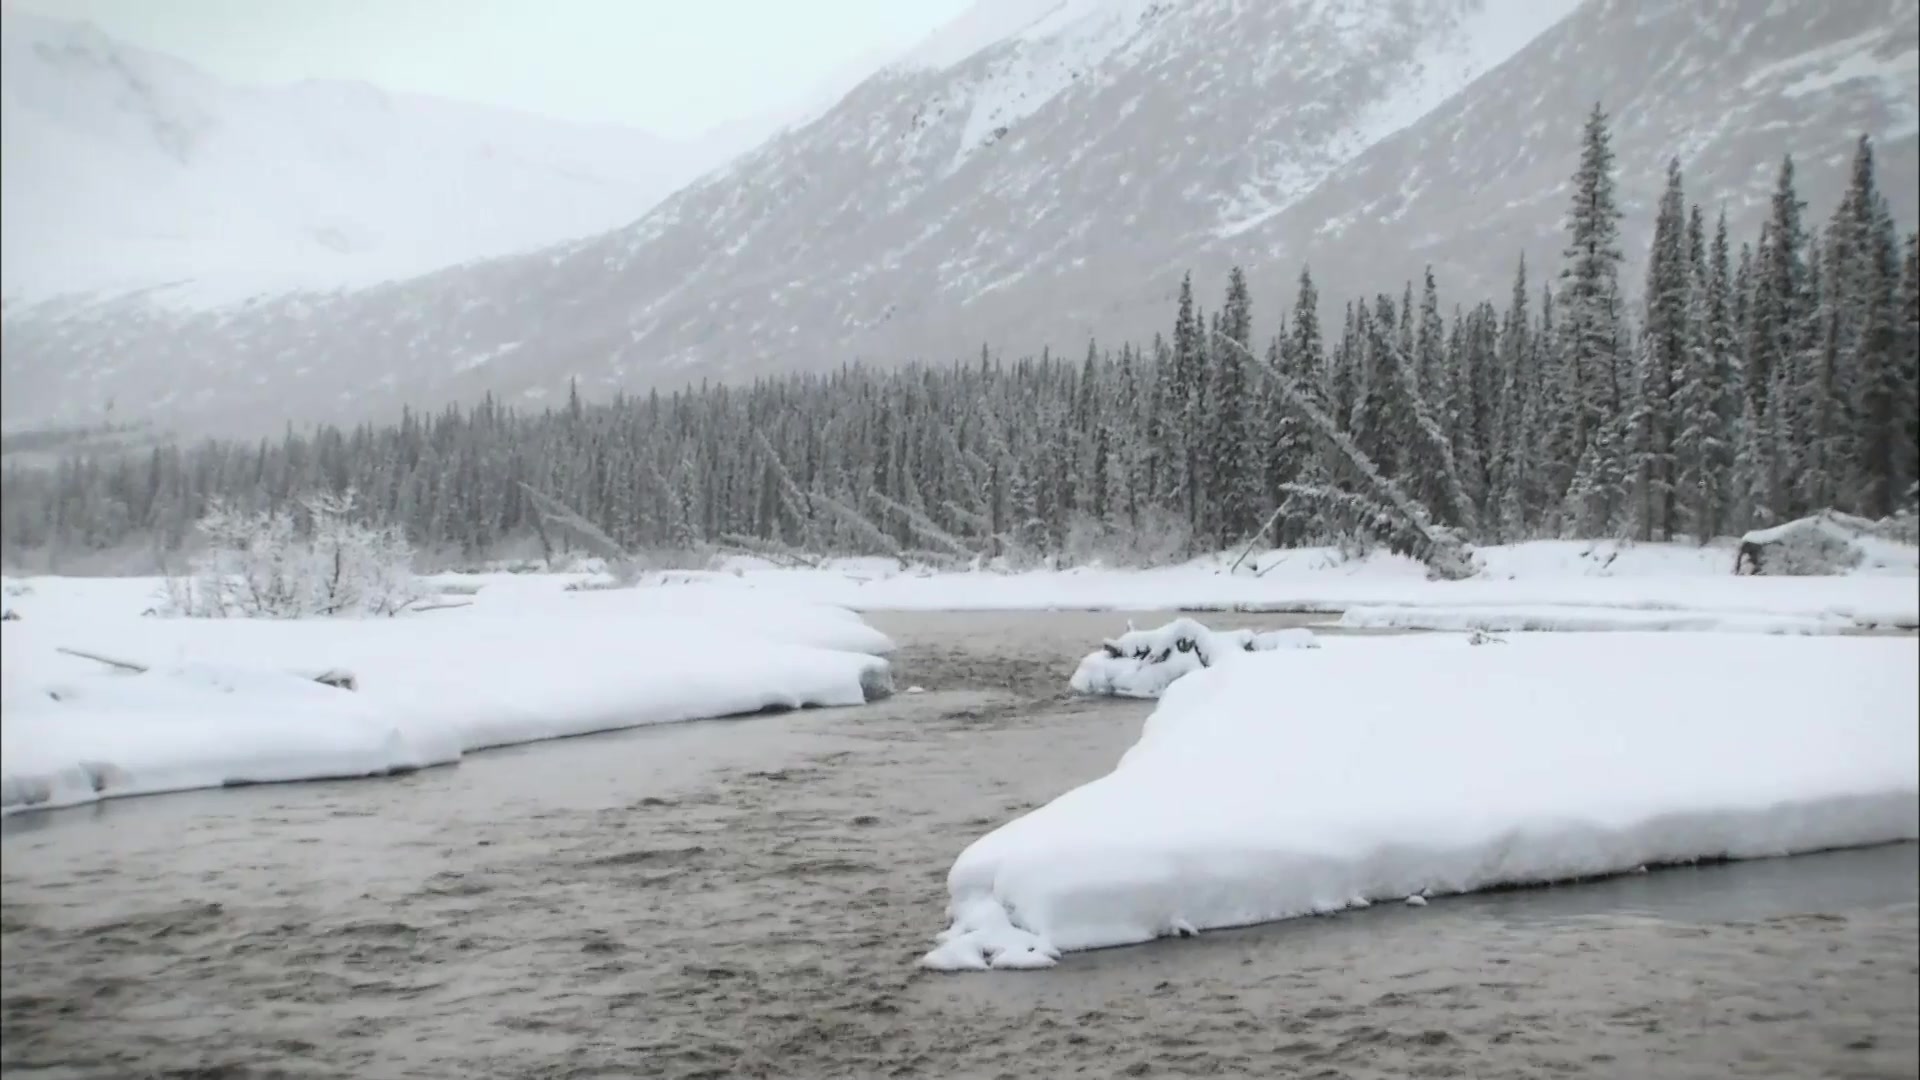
[3,610,1914,1079]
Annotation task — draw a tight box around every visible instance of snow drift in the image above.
[0,576,894,815]
[923,633,1920,971]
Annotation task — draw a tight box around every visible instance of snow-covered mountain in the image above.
[0,11,760,303]
[1201,0,1920,309]
[4,0,1916,436]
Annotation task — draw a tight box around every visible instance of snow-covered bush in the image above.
[162,492,424,618]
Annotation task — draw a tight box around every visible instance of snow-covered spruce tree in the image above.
[1327,301,1358,432]
[1347,297,1398,478]
[1796,255,1850,516]
[1417,271,1459,487]
[1634,158,1688,541]
[1672,203,1713,541]
[1489,257,1533,539]
[1271,269,1333,545]
[1827,136,1911,518]
[1751,156,1810,417]
[1207,267,1262,548]
[1104,345,1142,534]
[1397,281,1417,399]
[1562,285,1633,539]
[1163,278,1202,529]
[1450,299,1499,527]
[1554,104,1628,530]
[1694,210,1739,540]
[1900,231,1920,509]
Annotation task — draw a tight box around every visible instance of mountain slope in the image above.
[3,0,1916,437]
[0,11,751,304]
[1205,0,1920,310]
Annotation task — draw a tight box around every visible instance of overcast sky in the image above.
[6,0,973,138]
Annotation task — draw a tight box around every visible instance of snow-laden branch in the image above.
[867,488,979,562]
[517,481,640,581]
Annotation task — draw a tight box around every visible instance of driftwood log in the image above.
[55,647,358,691]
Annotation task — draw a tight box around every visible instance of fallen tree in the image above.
[1211,328,1480,580]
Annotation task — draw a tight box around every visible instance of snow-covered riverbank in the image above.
[710,539,1918,628]
[0,575,893,815]
[4,535,1913,816]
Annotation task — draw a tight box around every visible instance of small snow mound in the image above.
[1069,617,1317,698]
[989,943,1060,970]
[921,896,1060,972]
[1405,894,1429,907]
[919,938,991,972]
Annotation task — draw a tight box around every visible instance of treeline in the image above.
[4,108,1916,570]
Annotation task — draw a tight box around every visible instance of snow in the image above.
[1069,616,1317,698]
[710,540,1920,628]
[1335,605,1854,634]
[900,0,1091,71]
[1212,0,1582,239]
[0,574,893,815]
[1737,24,1920,140]
[922,633,1920,970]
[1342,0,1582,164]
[939,0,1158,174]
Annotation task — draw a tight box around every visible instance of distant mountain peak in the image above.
[0,11,747,304]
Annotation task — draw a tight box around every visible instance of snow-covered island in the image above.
[925,628,1920,971]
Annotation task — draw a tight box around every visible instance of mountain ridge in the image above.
[3,0,1915,437]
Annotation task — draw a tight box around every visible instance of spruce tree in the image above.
[1491,257,1532,538]
[1207,268,1260,545]
[1830,137,1910,517]
[1166,279,1201,525]
[1269,269,1327,544]
[1751,156,1809,413]
[1635,158,1687,540]
[1555,104,1627,528]
[1900,232,1920,509]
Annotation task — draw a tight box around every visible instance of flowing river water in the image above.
[2,611,1915,1079]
